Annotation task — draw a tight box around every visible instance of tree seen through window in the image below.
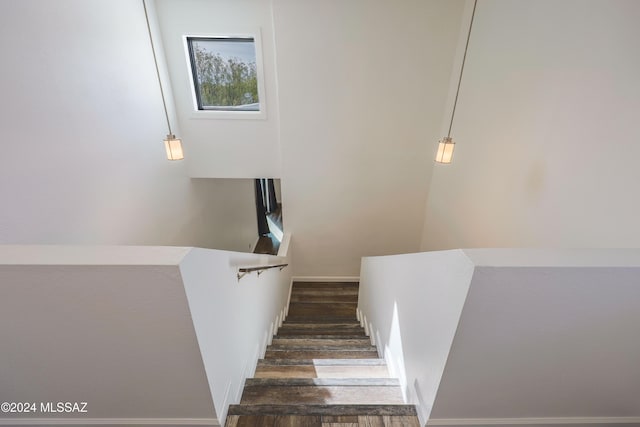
[187,37,259,111]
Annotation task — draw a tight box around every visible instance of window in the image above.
[186,36,261,112]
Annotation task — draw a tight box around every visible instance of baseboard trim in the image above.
[427,417,640,425]
[291,276,360,282]
[0,418,219,426]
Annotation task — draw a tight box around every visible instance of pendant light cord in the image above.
[448,0,478,138]
[143,0,172,135]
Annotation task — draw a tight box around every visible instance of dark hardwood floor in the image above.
[226,414,420,426]
[254,233,280,255]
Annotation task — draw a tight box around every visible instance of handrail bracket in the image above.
[237,263,288,281]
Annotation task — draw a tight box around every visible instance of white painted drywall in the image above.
[0,248,215,423]
[179,247,292,422]
[0,244,190,265]
[422,0,640,251]
[274,179,282,204]
[189,178,259,253]
[432,249,640,423]
[274,0,466,275]
[0,244,292,425]
[359,250,476,425]
[153,0,281,178]
[0,0,257,252]
[359,248,640,425]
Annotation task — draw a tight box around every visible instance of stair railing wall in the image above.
[0,242,292,427]
[179,236,292,424]
[358,250,475,425]
[359,248,640,427]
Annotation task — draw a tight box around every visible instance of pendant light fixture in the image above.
[436,0,478,164]
[142,0,184,161]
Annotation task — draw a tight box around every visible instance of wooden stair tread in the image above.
[289,301,358,315]
[225,280,420,426]
[280,321,362,327]
[273,335,369,340]
[290,288,359,304]
[278,329,364,334]
[278,329,366,338]
[272,337,371,346]
[257,358,387,366]
[288,302,358,306]
[228,404,417,416]
[254,364,390,379]
[285,317,358,322]
[280,316,364,332]
[278,327,364,332]
[291,286,358,293]
[290,294,359,303]
[264,349,379,359]
[285,318,358,322]
[292,282,359,289]
[225,414,420,427]
[240,385,404,405]
[268,344,376,351]
[291,287,359,294]
[245,378,398,387]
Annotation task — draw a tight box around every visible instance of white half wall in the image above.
[359,248,640,426]
[0,246,215,424]
[359,250,476,425]
[179,246,292,422]
[274,0,466,276]
[422,0,640,251]
[0,244,292,426]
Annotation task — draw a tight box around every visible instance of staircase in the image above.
[226,281,419,426]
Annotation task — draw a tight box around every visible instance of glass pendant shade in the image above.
[434,0,477,165]
[164,134,184,160]
[435,137,455,164]
[144,1,184,161]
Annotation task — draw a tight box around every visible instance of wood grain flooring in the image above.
[225,281,419,427]
[225,414,420,426]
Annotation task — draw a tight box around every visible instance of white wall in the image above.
[359,250,476,425]
[180,246,292,422]
[0,244,292,426]
[0,0,258,252]
[422,0,640,251]
[153,0,281,178]
[0,246,216,425]
[189,178,259,253]
[274,0,466,275]
[430,249,640,425]
[359,248,640,426]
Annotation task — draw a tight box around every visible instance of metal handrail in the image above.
[237,263,288,280]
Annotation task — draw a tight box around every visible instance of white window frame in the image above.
[183,31,267,120]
